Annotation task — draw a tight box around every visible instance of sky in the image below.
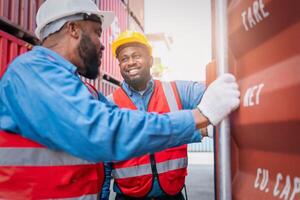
[144,0,212,81]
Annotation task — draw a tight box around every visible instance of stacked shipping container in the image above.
[0,0,44,35]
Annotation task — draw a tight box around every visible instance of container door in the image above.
[215,0,300,199]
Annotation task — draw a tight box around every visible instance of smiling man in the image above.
[106,31,239,200]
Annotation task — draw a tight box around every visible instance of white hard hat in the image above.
[35,0,114,40]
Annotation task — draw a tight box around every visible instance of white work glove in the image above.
[198,73,240,126]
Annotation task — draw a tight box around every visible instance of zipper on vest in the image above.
[150,154,158,177]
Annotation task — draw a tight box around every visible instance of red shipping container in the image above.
[0,0,44,34]
[0,30,32,78]
[212,0,300,199]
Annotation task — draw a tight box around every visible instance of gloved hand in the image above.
[197,73,240,126]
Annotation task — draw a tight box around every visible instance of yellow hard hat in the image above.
[112,31,152,57]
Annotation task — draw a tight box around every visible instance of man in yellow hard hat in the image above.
[105,31,240,200]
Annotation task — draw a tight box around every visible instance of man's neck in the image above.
[43,41,81,71]
[43,43,69,61]
[128,77,152,92]
[130,83,147,92]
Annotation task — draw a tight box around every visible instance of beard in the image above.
[121,68,151,91]
[77,33,100,79]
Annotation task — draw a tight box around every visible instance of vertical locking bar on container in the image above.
[215,0,231,200]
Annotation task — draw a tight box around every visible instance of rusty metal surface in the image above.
[226,0,300,199]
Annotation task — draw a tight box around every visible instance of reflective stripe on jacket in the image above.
[0,82,105,199]
[111,80,187,198]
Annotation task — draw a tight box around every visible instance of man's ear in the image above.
[65,21,81,39]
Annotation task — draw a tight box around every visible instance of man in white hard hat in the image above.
[0,0,240,199]
[35,0,114,79]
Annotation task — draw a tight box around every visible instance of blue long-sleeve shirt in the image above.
[105,79,205,197]
[0,46,201,162]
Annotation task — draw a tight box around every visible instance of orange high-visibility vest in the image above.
[0,82,105,199]
[111,80,187,198]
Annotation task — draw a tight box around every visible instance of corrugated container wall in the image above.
[100,79,119,96]
[211,0,300,199]
[0,0,44,34]
[0,30,31,78]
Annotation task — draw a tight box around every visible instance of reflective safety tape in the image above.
[156,157,187,174]
[161,82,179,112]
[112,157,187,179]
[65,194,98,200]
[112,162,152,178]
[0,148,96,166]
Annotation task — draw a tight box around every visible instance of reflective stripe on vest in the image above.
[112,157,187,179]
[0,82,104,199]
[0,147,95,166]
[0,131,104,199]
[161,81,179,112]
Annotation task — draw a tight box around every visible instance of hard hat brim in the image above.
[98,11,115,29]
[35,10,114,40]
